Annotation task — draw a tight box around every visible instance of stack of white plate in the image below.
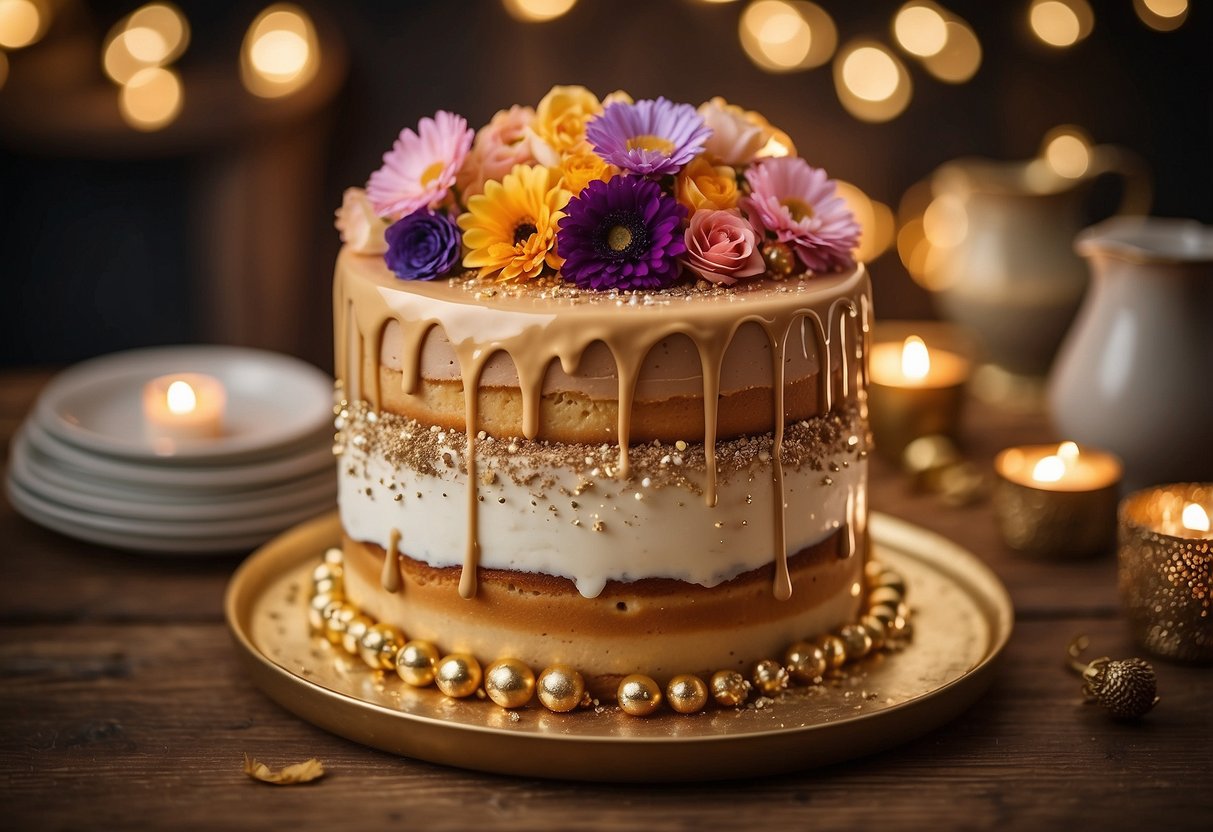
[5,345,336,555]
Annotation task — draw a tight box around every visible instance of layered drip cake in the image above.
[328,87,876,704]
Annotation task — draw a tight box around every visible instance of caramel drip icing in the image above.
[333,250,871,601]
[381,527,403,593]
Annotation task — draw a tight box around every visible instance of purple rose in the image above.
[384,209,462,281]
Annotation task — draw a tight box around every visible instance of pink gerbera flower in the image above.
[743,158,860,273]
[367,111,474,220]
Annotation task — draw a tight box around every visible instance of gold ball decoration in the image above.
[784,641,827,684]
[860,614,888,650]
[710,670,749,707]
[752,659,789,695]
[312,561,343,585]
[341,613,374,655]
[867,603,898,630]
[839,624,873,660]
[817,634,848,670]
[1083,657,1159,719]
[868,586,903,609]
[483,658,536,709]
[665,674,709,714]
[307,592,342,631]
[323,547,344,566]
[763,241,796,277]
[617,674,663,716]
[395,640,440,687]
[359,623,405,670]
[435,653,483,698]
[537,664,586,713]
[323,602,359,646]
[875,569,907,598]
[313,576,341,597]
[864,559,886,585]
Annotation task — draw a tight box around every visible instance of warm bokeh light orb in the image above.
[922,195,967,249]
[1134,0,1188,31]
[893,2,948,58]
[1029,0,1093,48]
[119,66,183,131]
[0,0,46,49]
[835,180,895,262]
[833,41,912,122]
[241,5,320,98]
[739,0,835,73]
[1042,126,1092,179]
[502,0,577,22]
[126,4,190,64]
[922,19,981,83]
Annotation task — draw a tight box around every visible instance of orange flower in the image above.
[528,85,602,167]
[558,149,615,195]
[676,156,739,212]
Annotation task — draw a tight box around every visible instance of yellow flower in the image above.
[676,155,739,212]
[457,165,570,282]
[529,85,602,167]
[559,149,615,195]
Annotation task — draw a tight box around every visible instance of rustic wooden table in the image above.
[1,369,1209,830]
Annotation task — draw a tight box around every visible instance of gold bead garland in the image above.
[308,547,914,717]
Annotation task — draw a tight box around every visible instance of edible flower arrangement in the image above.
[335,85,859,291]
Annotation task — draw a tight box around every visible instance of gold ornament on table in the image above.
[483,658,536,709]
[1067,636,1159,720]
[303,548,915,717]
[435,653,482,699]
[536,664,586,713]
[617,674,662,716]
[665,675,709,714]
[395,640,440,687]
[762,241,796,277]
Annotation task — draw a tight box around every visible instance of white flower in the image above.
[697,97,771,167]
[335,187,389,255]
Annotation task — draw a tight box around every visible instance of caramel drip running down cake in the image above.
[331,86,872,699]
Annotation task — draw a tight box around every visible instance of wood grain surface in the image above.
[1,369,1209,831]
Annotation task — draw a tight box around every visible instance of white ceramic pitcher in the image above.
[1049,217,1213,489]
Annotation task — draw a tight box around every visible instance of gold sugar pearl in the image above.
[665,674,709,714]
[483,658,536,709]
[763,241,796,277]
[867,603,898,630]
[324,603,359,647]
[860,615,887,650]
[537,664,586,713]
[313,576,341,598]
[784,641,827,684]
[838,624,873,661]
[435,653,482,698]
[875,570,906,598]
[816,634,848,670]
[312,562,343,585]
[323,547,344,566]
[710,670,749,707]
[868,586,903,609]
[864,559,886,585]
[341,613,374,655]
[307,592,342,632]
[752,659,789,695]
[618,674,663,717]
[359,623,405,670]
[396,640,440,687]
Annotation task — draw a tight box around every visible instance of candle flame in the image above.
[1032,454,1065,483]
[1182,502,1210,533]
[901,335,930,380]
[166,380,197,415]
[1057,441,1079,464]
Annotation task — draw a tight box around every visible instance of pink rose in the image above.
[335,187,389,254]
[457,105,537,197]
[682,209,766,285]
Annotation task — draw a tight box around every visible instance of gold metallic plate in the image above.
[225,512,1013,781]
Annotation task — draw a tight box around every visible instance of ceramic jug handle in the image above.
[1091,145,1153,216]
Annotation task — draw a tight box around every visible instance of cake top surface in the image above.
[335,86,861,296]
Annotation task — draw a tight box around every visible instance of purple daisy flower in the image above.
[384,208,462,281]
[585,97,711,176]
[556,176,687,291]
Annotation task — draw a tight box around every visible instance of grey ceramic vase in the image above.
[1049,217,1213,489]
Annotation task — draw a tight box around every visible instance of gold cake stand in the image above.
[226,512,1013,781]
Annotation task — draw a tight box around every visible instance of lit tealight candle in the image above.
[868,334,971,459]
[142,372,226,447]
[1119,482,1213,662]
[993,441,1122,558]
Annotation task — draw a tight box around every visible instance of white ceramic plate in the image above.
[10,436,336,522]
[23,419,334,490]
[6,475,332,554]
[35,345,333,464]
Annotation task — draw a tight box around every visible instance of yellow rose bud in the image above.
[559,150,614,195]
[676,156,740,213]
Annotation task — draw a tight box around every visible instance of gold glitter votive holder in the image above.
[993,443,1122,558]
[1119,483,1213,663]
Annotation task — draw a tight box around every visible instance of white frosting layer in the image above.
[338,442,866,598]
